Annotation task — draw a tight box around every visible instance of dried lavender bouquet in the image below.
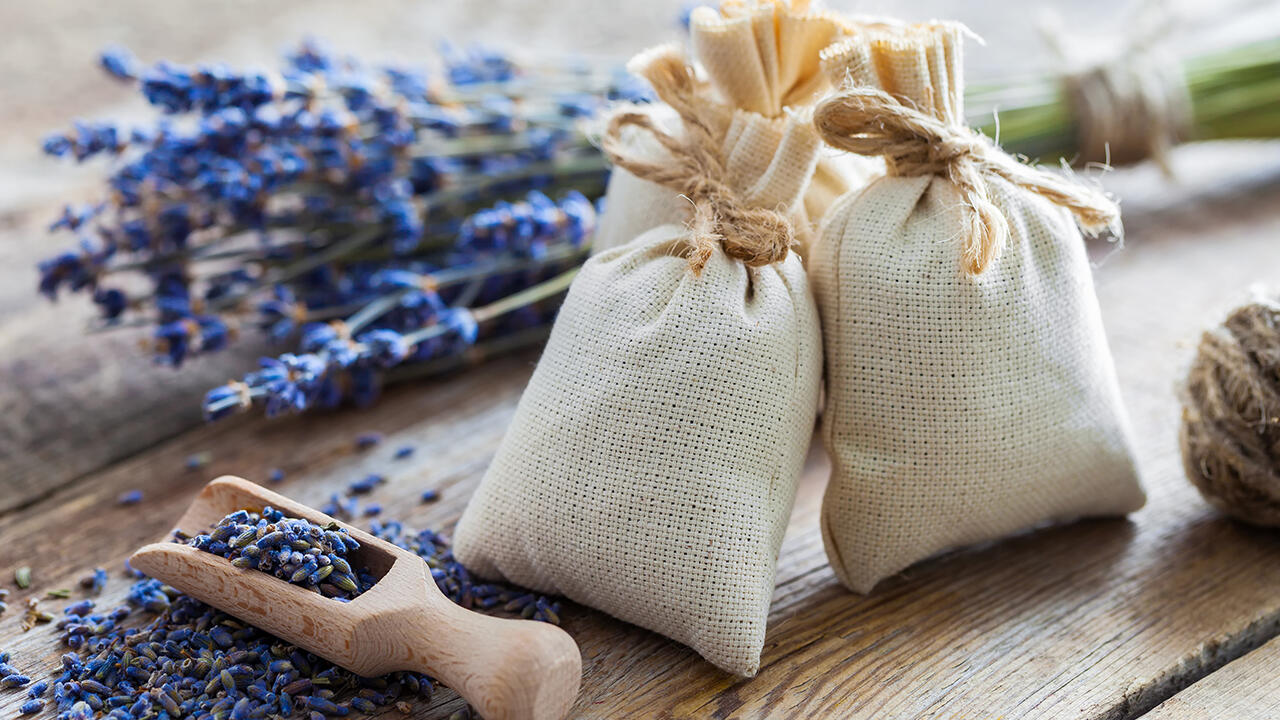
[968,33,1280,168]
[35,40,649,420]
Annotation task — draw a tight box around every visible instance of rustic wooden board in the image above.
[2,159,1280,719]
[1145,635,1280,719]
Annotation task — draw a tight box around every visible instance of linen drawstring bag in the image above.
[592,0,882,258]
[453,46,823,676]
[809,23,1146,595]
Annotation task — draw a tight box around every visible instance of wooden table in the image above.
[2,141,1279,719]
[3,2,1280,717]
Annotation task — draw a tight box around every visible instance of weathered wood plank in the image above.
[1143,635,1280,719]
[3,165,1280,719]
[0,351,543,719]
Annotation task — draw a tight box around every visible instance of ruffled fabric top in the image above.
[593,1,883,258]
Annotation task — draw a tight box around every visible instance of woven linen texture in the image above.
[812,24,1145,594]
[592,2,880,258]
[454,224,822,675]
[454,42,824,674]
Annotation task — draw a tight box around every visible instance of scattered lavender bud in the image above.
[268,467,286,483]
[64,599,95,616]
[78,567,108,594]
[420,489,440,503]
[363,503,383,517]
[321,493,359,520]
[98,45,139,81]
[347,473,385,495]
[26,679,49,697]
[14,566,31,588]
[19,698,43,714]
[185,451,212,470]
[122,558,146,579]
[355,431,383,450]
[117,489,143,505]
[2,674,31,688]
[394,445,415,460]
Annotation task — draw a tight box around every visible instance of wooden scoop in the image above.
[129,476,580,720]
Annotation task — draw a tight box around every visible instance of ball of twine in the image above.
[1181,300,1280,526]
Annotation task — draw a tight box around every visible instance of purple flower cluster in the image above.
[203,189,595,419]
[35,38,629,411]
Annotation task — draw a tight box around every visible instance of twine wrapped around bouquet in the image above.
[1182,299,1280,527]
[814,86,1119,275]
[600,51,794,274]
[970,4,1280,170]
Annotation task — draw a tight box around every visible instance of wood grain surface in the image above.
[3,1,1280,717]
[1145,635,1280,719]
[2,150,1279,718]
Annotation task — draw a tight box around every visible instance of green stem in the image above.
[470,266,578,324]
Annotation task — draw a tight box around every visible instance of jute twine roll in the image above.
[1182,300,1280,527]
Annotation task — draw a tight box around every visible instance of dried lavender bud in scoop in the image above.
[182,507,373,601]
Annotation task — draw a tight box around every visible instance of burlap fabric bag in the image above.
[592,0,881,258]
[453,47,823,676]
[809,23,1145,594]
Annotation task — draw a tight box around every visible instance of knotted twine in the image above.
[600,47,795,274]
[813,86,1121,276]
[1181,299,1280,527]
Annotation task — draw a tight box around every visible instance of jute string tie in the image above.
[1181,299,1280,527]
[813,86,1121,276]
[600,48,794,274]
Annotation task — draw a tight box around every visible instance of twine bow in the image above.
[600,47,795,274]
[813,86,1120,276]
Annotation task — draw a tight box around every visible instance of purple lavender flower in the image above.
[359,328,410,368]
[153,315,230,366]
[442,43,517,86]
[99,46,140,81]
[38,39,614,419]
[347,474,384,495]
[91,287,127,320]
[355,432,383,449]
[258,285,304,343]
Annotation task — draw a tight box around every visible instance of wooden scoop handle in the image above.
[341,523,582,720]
[395,568,582,720]
[132,544,581,720]
[132,476,580,720]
